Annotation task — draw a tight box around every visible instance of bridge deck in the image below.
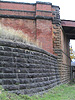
[61,20,75,39]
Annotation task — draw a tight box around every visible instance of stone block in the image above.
[0,39,60,95]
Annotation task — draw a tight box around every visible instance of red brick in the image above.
[36,19,53,53]
[36,4,51,11]
[0,1,54,54]
[0,2,35,11]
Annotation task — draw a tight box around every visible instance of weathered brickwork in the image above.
[0,1,55,53]
[36,19,53,53]
[52,6,71,83]
[0,39,60,95]
[0,18,36,40]
[0,1,71,93]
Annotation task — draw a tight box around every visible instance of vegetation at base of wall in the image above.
[0,86,31,100]
[0,23,42,48]
[0,83,75,100]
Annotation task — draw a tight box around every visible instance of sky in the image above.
[70,39,75,51]
[1,0,75,50]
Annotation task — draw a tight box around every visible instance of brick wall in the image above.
[52,6,71,83]
[0,1,57,54]
[0,18,36,41]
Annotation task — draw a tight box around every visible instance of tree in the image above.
[70,46,75,60]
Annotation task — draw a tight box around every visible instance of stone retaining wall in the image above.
[0,39,60,95]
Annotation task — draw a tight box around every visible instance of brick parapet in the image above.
[0,1,60,21]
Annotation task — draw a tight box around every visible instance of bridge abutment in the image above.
[0,1,72,94]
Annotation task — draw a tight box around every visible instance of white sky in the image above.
[70,39,75,51]
[1,0,75,50]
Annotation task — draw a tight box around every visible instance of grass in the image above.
[31,83,75,100]
[0,83,75,100]
[0,86,31,100]
[0,23,42,48]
